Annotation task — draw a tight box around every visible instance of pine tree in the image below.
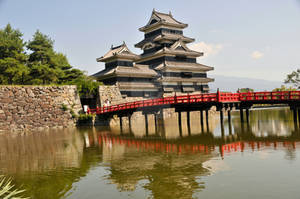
[0,24,29,84]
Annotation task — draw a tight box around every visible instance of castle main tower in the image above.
[135,9,214,95]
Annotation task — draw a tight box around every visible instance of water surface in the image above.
[0,108,300,199]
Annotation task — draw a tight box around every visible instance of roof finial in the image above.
[169,11,172,16]
[123,41,125,45]
[111,44,113,49]
[153,8,156,13]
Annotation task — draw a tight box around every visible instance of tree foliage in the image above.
[272,85,296,92]
[0,24,29,84]
[26,30,84,84]
[285,69,300,89]
[67,75,102,97]
[0,24,99,96]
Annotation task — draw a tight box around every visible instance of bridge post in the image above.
[240,108,244,123]
[205,109,209,132]
[228,109,232,135]
[128,114,132,135]
[200,110,204,132]
[293,108,298,130]
[220,108,224,125]
[220,108,225,137]
[159,109,165,137]
[144,114,149,136]
[154,113,158,135]
[187,111,191,135]
[246,108,250,124]
[178,111,182,137]
[119,116,123,134]
[297,108,300,128]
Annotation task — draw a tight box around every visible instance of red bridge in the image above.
[88,91,300,115]
[87,90,300,136]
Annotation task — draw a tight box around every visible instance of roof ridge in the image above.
[111,41,126,50]
[153,10,172,17]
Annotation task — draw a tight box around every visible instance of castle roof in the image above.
[157,76,214,83]
[135,34,195,49]
[139,10,188,32]
[92,64,158,80]
[137,39,204,62]
[96,42,139,62]
[153,33,195,43]
[155,61,214,72]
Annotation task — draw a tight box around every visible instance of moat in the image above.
[1,107,300,199]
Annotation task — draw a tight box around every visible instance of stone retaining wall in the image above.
[0,85,82,132]
[98,85,144,106]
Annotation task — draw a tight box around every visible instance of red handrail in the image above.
[87,91,300,115]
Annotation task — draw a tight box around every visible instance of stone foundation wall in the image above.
[98,85,145,106]
[98,85,123,106]
[0,85,82,132]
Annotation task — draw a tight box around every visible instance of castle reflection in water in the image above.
[0,108,299,199]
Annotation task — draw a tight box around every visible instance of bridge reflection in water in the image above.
[80,108,300,197]
[0,108,300,199]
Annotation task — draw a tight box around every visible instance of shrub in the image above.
[77,113,94,122]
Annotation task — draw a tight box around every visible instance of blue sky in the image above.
[0,0,300,82]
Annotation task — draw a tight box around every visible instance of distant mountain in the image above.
[209,75,283,92]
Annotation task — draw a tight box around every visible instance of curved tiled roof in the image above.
[155,61,214,72]
[97,42,139,62]
[92,64,158,80]
[139,10,188,32]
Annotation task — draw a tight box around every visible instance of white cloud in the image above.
[251,51,264,59]
[189,42,223,57]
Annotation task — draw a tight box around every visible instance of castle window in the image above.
[150,19,158,25]
[181,72,192,78]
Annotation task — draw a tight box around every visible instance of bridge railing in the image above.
[87,91,300,114]
[219,92,240,102]
[239,91,300,101]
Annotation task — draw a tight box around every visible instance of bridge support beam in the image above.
[297,108,300,128]
[228,110,232,135]
[205,110,209,132]
[220,109,224,125]
[200,110,204,132]
[293,108,298,130]
[220,109,225,137]
[128,114,132,135]
[187,111,191,136]
[178,111,182,137]
[240,108,244,123]
[246,108,250,124]
[144,114,149,136]
[154,113,158,135]
[119,116,123,134]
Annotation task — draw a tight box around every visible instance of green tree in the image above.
[285,69,300,89]
[0,24,99,91]
[27,30,84,84]
[67,74,102,97]
[0,24,29,84]
[272,85,296,92]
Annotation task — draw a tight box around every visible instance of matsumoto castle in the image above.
[93,10,214,98]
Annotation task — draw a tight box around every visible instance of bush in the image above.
[77,114,94,122]
[67,75,102,97]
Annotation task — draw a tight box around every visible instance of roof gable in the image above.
[97,42,139,62]
[140,9,188,31]
[170,40,191,51]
